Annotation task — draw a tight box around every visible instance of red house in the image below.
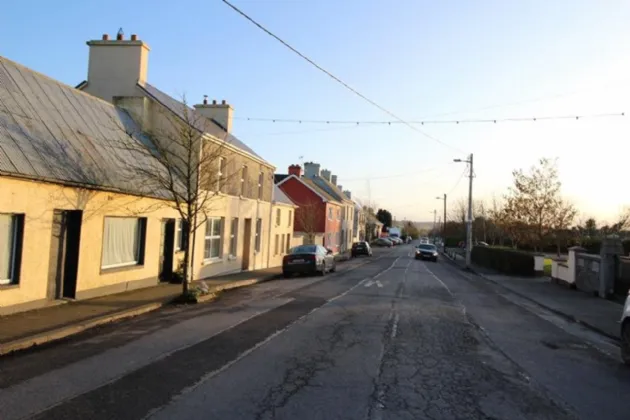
[276,163,344,253]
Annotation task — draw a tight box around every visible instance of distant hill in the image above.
[392,221,435,231]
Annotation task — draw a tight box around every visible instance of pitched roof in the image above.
[273,185,297,207]
[301,178,341,203]
[274,174,288,184]
[137,83,266,162]
[310,176,353,204]
[0,56,165,197]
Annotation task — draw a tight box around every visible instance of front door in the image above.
[159,219,176,282]
[242,218,252,270]
[48,210,82,300]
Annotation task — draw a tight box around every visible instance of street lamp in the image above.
[453,154,474,269]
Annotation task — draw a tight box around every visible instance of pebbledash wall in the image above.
[0,176,181,315]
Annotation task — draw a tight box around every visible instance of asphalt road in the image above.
[1,244,629,420]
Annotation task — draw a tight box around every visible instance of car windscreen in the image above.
[291,245,317,254]
[418,245,436,251]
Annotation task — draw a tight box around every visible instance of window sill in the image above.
[100,264,145,274]
[202,257,223,266]
[0,283,20,290]
[228,255,237,261]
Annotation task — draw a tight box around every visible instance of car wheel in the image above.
[622,322,630,365]
[283,271,291,279]
[330,262,337,273]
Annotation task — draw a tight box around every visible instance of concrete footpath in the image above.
[442,248,622,342]
[0,267,283,356]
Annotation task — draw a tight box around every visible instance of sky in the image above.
[2,0,630,223]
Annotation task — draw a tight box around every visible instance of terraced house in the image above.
[0,33,282,315]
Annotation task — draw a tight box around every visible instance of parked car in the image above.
[373,238,393,247]
[621,293,630,365]
[420,237,430,244]
[389,237,403,245]
[283,245,336,278]
[351,241,372,258]
[415,243,438,262]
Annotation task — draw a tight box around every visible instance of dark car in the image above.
[373,238,393,247]
[351,241,372,258]
[415,244,438,262]
[283,245,336,278]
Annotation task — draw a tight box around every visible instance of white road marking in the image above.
[424,263,454,296]
[391,313,400,339]
[373,257,400,280]
[364,280,384,288]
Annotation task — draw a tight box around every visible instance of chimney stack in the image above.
[338,185,343,192]
[303,162,321,179]
[288,164,302,177]
[344,190,352,199]
[83,32,150,103]
[320,169,332,182]
[194,99,234,133]
[331,175,338,185]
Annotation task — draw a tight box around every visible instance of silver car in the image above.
[622,293,630,365]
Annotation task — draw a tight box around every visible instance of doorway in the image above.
[48,210,82,300]
[159,219,176,282]
[242,218,252,271]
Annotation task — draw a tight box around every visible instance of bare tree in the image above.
[295,199,324,244]
[112,97,240,295]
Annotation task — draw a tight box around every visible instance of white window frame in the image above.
[217,157,225,192]
[229,217,239,257]
[101,217,145,269]
[0,214,20,285]
[280,234,285,255]
[276,208,281,226]
[255,218,262,252]
[258,171,264,200]
[328,208,332,220]
[240,165,248,196]
[204,217,224,261]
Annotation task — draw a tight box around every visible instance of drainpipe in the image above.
[266,199,274,268]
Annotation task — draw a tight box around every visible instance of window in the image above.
[286,233,291,253]
[288,210,292,226]
[176,219,188,252]
[337,209,340,220]
[102,217,146,269]
[328,208,332,220]
[255,218,262,252]
[204,217,224,260]
[276,208,281,226]
[229,218,239,257]
[0,214,24,285]
[274,234,279,255]
[216,157,226,192]
[281,234,285,254]
[240,165,248,196]
[258,171,264,200]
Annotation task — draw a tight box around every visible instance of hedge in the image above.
[471,246,535,276]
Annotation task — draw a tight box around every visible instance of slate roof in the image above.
[274,174,288,184]
[137,83,266,162]
[310,176,353,204]
[301,177,341,203]
[0,56,166,197]
[273,185,297,207]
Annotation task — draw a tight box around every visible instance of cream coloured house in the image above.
[0,55,182,315]
[268,185,299,267]
[77,33,277,280]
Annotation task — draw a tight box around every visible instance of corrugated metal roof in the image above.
[138,83,267,163]
[273,185,296,206]
[0,56,167,198]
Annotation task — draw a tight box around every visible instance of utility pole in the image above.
[436,194,447,249]
[433,209,437,233]
[454,154,474,269]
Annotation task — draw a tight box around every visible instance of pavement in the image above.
[443,247,623,341]
[2,244,630,419]
[0,266,284,355]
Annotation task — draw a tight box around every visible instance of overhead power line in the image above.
[222,0,465,155]
[234,112,625,126]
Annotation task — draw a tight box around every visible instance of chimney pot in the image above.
[116,33,123,41]
[203,95,208,105]
[221,99,227,105]
[212,99,217,105]
[131,34,138,41]
[102,34,109,40]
